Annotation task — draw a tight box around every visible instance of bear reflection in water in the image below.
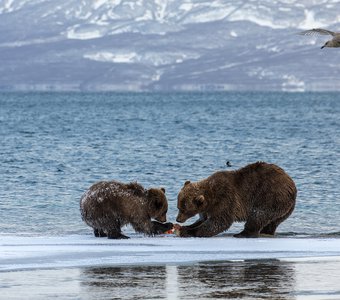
[80,260,295,300]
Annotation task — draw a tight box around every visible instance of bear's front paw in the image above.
[151,221,174,234]
[174,224,193,237]
[162,222,173,233]
[233,231,260,238]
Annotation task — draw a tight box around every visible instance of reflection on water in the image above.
[166,265,179,300]
[177,260,294,299]
[80,266,168,299]
[2,259,340,299]
[80,260,295,300]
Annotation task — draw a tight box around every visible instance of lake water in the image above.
[1,92,340,299]
[2,258,340,300]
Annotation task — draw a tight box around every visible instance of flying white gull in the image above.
[298,28,340,49]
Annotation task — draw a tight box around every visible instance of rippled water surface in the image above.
[0,92,339,236]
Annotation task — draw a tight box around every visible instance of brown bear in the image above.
[80,180,172,239]
[175,162,297,238]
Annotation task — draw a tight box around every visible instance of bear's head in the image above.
[147,187,168,223]
[176,180,207,223]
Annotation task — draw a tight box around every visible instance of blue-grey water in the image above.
[0,91,340,236]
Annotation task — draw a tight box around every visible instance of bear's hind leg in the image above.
[234,218,264,238]
[260,222,278,236]
[94,228,107,237]
[234,230,260,238]
[107,228,129,239]
[107,231,129,239]
[260,205,295,236]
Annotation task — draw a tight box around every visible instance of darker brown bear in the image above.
[80,180,172,239]
[176,162,297,238]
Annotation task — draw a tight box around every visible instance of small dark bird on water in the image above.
[298,28,340,49]
[226,161,232,167]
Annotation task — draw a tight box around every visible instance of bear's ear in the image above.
[193,195,205,208]
[161,187,166,194]
[184,180,191,186]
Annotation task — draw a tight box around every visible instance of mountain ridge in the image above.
[1,0,340,91]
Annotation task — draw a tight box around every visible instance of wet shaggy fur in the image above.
[80,180,172,239]
[176,162,297,238]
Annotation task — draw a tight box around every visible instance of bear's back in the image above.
[80,180,146,215]
[234,162,297,204]
[80,180,147,228]
[206,162,296,204]
[234,162,294,184]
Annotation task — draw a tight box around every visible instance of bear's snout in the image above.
[176,213,187,223]
[176,217,183,223]
[155,215,167,223]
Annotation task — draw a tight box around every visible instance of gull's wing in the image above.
[298,28,336,36]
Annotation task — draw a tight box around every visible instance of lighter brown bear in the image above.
[175,162,297,238]
[80,180,172,239]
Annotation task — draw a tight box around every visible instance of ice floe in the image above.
[1,235,340,271]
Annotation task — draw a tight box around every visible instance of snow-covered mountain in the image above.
[1,0,340,91]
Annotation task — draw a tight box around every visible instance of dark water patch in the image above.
[275,231,340,238]
[313,231,340,238]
